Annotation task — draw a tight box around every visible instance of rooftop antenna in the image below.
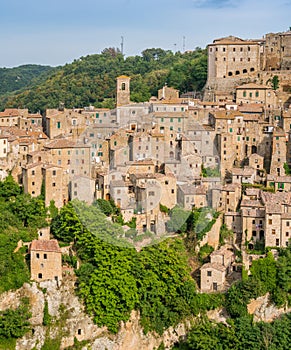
[121,36,124,55]
[183,36,186,52]
[174,43,177,53]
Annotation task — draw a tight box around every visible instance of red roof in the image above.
[30,239,61,253]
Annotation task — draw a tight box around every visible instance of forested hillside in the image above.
[0,65,56,96]
[0,48,207,113]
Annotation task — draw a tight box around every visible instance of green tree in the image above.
[93,199,114,216]
[0,175,21,199]
[166,206,190,233]
[271,75,280,90]
[0,298,31,339]
[50,202,83,243]
[250,252,277,294]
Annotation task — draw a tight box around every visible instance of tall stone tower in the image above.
[116,75,130,107]
[270,128,287,176]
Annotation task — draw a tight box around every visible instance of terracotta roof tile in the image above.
[30,239,61,253]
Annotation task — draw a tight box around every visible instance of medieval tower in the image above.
[116,75,131,107]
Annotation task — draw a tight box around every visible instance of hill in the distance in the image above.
[0,64,56,95]
[0,47,207,113]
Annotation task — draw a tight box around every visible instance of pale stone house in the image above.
[235,83,277,106]
[177,183,207,210]
[200,246,235,292]
[267,174,291,192]
[231,167,256,184]
[30,239,62,283]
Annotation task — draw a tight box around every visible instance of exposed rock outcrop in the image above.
[0,270,191,350]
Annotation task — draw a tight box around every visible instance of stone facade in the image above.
[200,246,235,292]
[30,239,62,282]
[204,29,291,102]
[116,75,131,107]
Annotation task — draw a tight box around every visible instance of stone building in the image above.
[158,85,179,100]
[204,29,291,102]
[263,30,291,71]
[240,190,291,249]
[70,175,96,204]
[177,183,207,210]
[30,239,62,283]
[205,35,262,102]
[200,246,235,292]
[236,83,277,106]
[116,75,131,107]
[219,183,241,212]
[270,128,287,176]
[267,174,291,192]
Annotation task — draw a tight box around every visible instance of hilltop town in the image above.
[0,29,291,294]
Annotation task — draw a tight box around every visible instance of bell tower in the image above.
[116,75,130,107]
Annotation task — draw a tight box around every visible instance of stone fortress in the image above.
[204,29,291,105]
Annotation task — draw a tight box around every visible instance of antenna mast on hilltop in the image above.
[183,36,186,52]
[121,36,124,55]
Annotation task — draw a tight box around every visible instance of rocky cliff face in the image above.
[0,270,190,350]
[2,268,288,350]
[247,293,291,323]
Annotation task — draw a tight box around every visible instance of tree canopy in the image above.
[0,48,207,113]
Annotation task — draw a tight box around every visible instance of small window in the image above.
[36,253,40,259]
[207,271,212,277]
[38,273,42,279]
[44,254,47,259]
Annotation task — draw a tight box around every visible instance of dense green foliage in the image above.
[173,313,291,350]
[0,48,207,113]
[219,223,234,245]
[201,165,220,177]
[0,64,55,96]
[0,175,48,294]
[186,208,219,251]
[42,301,51,326]
[166,206,191,233]
[0,298,31,340]
[52,200,224,334]
[225,250,291,319]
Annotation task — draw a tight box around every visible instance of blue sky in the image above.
[0,0,290,67]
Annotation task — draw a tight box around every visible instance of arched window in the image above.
[235,70,240,75]
[121,82,126,90]
[243,69,247,74]
[250,67,255,72]
[228,72,233,76]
